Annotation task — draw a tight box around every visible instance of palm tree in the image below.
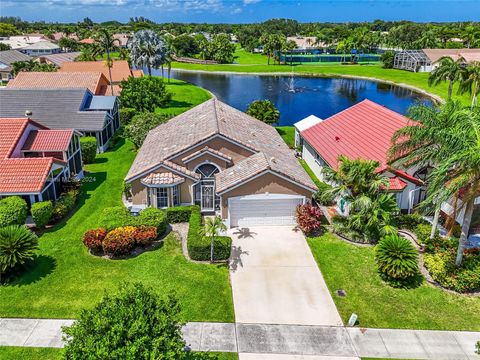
[458,61,480,109]
[428,56,464,99]
[95,29,119,95]
[128,29,167,77]
[201,216,227,263]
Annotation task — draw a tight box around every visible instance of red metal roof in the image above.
[22,129,73,152]
[301,99,413,171]
[387,176,408,191]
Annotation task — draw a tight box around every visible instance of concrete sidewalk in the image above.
[1,318,479,360]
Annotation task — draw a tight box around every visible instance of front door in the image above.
[201,185,215,212]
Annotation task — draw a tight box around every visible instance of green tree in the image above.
[0,225,38,282]
[428,56,464,99]
[10,60,56,76]
[381,51,395,69]
[58,37,80,52]
[128,29,168,77]
[124,112,170,149]
[0,22,19,36]
[458,61,480,109]
[77,44,101,61]
[120,76,171,112]
[63,282,190,360]
[246,99,280,125]
[94,29,119,95]
[0,43,11,51]
[200,216,227,263]
[208,33,236,64]
[171,34,198,57]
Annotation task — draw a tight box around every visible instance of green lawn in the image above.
[0,347,238,360]
[156,78,212,117]
[275,126,295,148]
[307,233,480,331]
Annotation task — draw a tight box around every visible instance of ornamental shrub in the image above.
[120,76,172,112]
[0,225,38,279]
[31,201,53,228]
[119,107,136,126]
[166,206,195,223]
[375,234,418,280]
[83,228,107,254]
[52,190,79,222]
[476,341,480,355]
[80,136,97,164]
[133,226,157,246]
[98,206,167,234]
[102,226,136,256]
[394,213,427,231]
[63,282,187,359]
[137,207,167,234]
[0,196,28,227]
[295,203,322,235]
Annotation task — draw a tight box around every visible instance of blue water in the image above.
[157,69,433,126]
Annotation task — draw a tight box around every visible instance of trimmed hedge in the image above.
[187,206,232,261]
[166,206,195,223]
[52,190,79,222]
[0,196,28,227]
[31,201,53,228]
[80,136,97,164]
[119,107,136,126]
[98,206,167,234]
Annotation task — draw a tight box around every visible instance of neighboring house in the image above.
[36,51,81,67]
[394,48,480,72]
[50,32,79,42]
[286,36,324,50]
[79,38,95,45]
[113,33,129,47]
[0,88,120,152]
[0,49,32,81]
[125,99,317,228]
[293,115,322,148]
[0,117,83,206]
[19,41,62,56]
[297,99,426,212]
[7,71,111,95]
[0,34,48,49]
[59,60,143,95]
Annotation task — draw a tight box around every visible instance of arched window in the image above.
[195,163,219,179]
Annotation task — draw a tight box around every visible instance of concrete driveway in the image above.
[229,226,343,326]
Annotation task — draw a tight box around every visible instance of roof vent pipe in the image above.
[25,110,32,118]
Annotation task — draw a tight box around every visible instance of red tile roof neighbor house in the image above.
[59,60,143,83]
[301,99,412,172]
[22,129,73,152]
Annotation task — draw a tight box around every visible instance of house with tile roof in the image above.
[0,88,120,152]
[35,51,81,67]
[0,50,32,81]
[0,117,83,206]
[298,99,426,212]
[125,98,317,227]
[7,71,110,95]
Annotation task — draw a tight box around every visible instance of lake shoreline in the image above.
[169,67,444,104]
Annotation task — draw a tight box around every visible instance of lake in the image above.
[158,69,434,126]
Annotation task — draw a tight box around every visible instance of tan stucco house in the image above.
[125,99,317,227]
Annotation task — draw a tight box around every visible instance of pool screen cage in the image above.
[393,50,431,72]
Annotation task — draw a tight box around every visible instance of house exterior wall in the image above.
[302,141,328,182]
[220,172,313,218]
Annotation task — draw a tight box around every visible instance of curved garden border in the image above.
[169,67,444,104]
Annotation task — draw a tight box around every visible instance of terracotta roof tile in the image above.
[141,172,184,186]
[59,60,135,83]
[22,129,73,152]
[182,146,232,163]
[0,158,54,193]
[385,177,407,191]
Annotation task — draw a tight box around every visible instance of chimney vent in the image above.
[25,110,32,117]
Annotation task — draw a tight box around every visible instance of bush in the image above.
[375,234,418,280]
[80,136,97,164]
[187,206,231,261]
[0,196,28,227]
[99,206,167,234]
[381,51,395,69]
[246,99,280,125]
[120,76,172,112]
[119,107,136,126]
[63,283,187,359]
[52,190,79,222]
[394,213,427,231]
[83,228,107,253]
[166,206,195,223]
[137,207,167,234]
[102,226,136,256]
[476,341,480,355]
[31,201,53,228]
[0,225,38,279]
[124,112,171,149]
[296,203,322,235]
[133,226,157,246]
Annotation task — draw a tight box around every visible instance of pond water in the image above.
[156,69,434,126]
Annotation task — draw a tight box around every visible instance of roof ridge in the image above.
[212,98,220,134]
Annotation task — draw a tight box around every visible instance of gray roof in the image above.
[37,51,80,66]
[22,41,60,50]
[126,98,316,192]
[0,88,110,132]
[0,50,31,66]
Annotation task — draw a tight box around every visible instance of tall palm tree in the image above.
[458,61,480,109]
[95,29,119,95]
[428,56,464,99]
[201,216,227,263]
[128,29,167,77]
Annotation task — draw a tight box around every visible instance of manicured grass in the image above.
[298,158,331,191]
[275,126,295,148]
[0,347,238,360]
[0,144,233,321]
[156,78,212,117]
[307,233,480,331]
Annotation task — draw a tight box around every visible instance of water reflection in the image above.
[155,69,433,126]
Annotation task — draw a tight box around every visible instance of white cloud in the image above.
[243,0,260,4]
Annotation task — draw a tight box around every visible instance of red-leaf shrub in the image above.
[296,203,322,235]
[102,226,136,256]
[134,226,157,246]
[83,228,107,253]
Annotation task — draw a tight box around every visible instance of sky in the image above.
[1,0,479,23]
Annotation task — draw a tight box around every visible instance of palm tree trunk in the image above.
[167,62,171,83]
[430,206,441,239]
[448,80,453,100]
[455,198,474,266]
[106,47,114,96]
[447,194,459,237]
[210,235,214,263]
[147,65,151,76]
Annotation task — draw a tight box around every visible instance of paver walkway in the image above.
[229,226,342,326]
[1,319,479,360]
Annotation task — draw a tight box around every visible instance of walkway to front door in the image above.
[228,226,343,326]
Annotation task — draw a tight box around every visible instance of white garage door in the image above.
[229,194,304,227]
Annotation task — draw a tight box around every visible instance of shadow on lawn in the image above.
[8,255,57,287]
[166,99,194,109]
